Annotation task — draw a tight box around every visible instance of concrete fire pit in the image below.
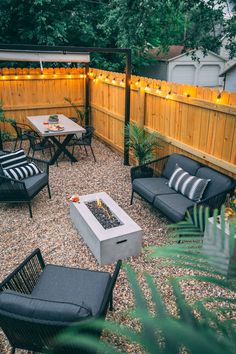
[70,192,143,265]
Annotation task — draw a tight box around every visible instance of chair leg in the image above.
[109,293,113,311]
[14,139,17,150]
[130,189,134,205]
[90,146,96,162]
[11,348,15,354]
[32,150,35,158]
[47,184,52,199]
[28,203,33,218]
[49,146,53,158]
[84,145,88,155]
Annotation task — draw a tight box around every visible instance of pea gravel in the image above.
[0,139,234,353]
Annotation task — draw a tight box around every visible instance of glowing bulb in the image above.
[120,79,125,86]
[156,86,161,94]
[166,91,171,99]
[68,74,72,79]
[145,84,150,92]
[135,79,140,87]
[184,92,190,97]
[80,74,84,78]
[1,76,6,80]
[105,76,109,83]
[112,78,116,84]
[27,75,31,79]
[15,75,18,79]
[93,76,98,83]
[216,93,221,103]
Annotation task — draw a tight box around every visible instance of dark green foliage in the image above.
[0,0,235,71]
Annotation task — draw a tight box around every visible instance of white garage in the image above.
[139,46,226,87]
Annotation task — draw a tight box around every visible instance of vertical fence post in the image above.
[137,87,145,128]
[124,49,131,166]
[85,63,89,126]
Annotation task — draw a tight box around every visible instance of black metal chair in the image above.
[26,131,56,160]
[0,249,122,354]
[10,122,33,150]
[71,125,96,162]
[0,151,51,217]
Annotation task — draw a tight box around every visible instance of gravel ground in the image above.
[0,138,234,353]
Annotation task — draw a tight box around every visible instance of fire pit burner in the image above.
[86,200,121,229]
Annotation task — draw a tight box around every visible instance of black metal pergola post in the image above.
[0,44,131,165]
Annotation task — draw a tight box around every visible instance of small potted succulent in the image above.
[48,114,59,124]
[125,123,162,180]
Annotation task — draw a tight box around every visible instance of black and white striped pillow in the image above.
[0,149,27,169]
[3,162,41,181]
[168,164,210,201]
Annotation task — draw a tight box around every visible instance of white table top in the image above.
[27,114,86,137]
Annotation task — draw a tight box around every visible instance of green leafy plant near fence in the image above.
[64,97,85,126]
[125,123,162,165]
[48,206,236,354]
[0,102,16,149]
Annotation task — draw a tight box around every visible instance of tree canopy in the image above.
[0,0,235,72]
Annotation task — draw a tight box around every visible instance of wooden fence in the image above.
[0,67,235,178]
[0,67,85,135]
[89,69,236,178]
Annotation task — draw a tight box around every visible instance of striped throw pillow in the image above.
[0,149,28,169]
[168,164,210,202]
[3,162,41,181]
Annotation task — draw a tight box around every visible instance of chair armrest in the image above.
[0,249,45,294]
[131,155,169,181]
[27,156,50,174]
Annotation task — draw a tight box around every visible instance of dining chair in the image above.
[10,122,33,150]
[71,125,96,162]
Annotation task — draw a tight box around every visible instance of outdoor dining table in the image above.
[27,114,86,165]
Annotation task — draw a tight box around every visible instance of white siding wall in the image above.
[225,67,236,92]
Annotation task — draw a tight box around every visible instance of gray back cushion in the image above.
[196,167,234,199]
[162,154,201,180]
[0,290,91,324]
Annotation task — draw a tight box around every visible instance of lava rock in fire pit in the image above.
[86,200,121,229]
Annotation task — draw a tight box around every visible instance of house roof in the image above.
[149,45,226,62]
[219,62,236,76]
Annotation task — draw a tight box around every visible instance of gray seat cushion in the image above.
[153,193,195,223]
[162,154,201,180]
[24,172,48,197]
[32,264,111,316]
[133,177,177,203]
[0,290,91,324]
[0,173,48,199]
[196,167,234,199]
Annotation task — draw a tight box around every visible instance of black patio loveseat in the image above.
[130,153,236,223]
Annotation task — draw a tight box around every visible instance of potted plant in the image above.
[64,97,85,126]
[125,123,162,180]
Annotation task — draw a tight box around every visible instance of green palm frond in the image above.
[125,123,162,165]
[64,96,85,124]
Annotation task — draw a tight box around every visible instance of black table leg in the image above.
[48,134,77,165]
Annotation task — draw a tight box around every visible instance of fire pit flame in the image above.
[96,196,112,220]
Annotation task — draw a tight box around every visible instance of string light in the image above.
[15,75,18,79]
[99,73,103,80]
[1,76,6,80]
[144,84,150,92]
[80,74,84,78]
[166,90,172,99]
[93,76,98,83]
[112,78,116,84]
[184,92,190,97]
[216,92,222,103]
[120,79,125,86]
[156,86,161,94]
[68,74,72,79]
[105,75,109,83]
[135,79,140,87]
